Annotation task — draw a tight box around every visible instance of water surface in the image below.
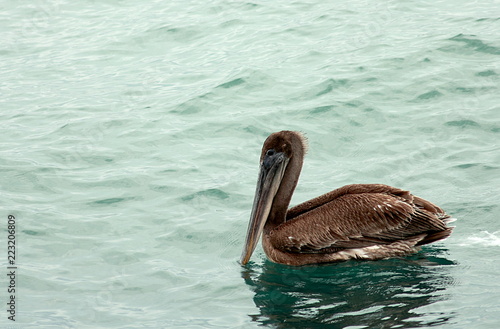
[1,0,500,328]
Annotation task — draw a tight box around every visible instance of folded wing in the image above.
[273,184,452,253]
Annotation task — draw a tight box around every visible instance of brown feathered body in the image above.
[241,131,454,266]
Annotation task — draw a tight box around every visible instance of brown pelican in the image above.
[240,131,454,266]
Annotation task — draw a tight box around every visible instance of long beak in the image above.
[240,152,289,265]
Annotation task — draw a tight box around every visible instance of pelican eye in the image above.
[263,149,279,169]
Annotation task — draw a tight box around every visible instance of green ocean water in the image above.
[1,0,500,328]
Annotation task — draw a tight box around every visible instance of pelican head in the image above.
[240,131,307,265]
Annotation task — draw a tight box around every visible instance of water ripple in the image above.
[242,250,456,328]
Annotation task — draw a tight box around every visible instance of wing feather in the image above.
[272,184,451,254]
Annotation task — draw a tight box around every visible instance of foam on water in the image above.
[461,231,500,247]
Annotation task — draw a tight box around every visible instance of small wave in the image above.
[461,231,500,247]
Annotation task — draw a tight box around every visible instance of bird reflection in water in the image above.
[241,247,456,328]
